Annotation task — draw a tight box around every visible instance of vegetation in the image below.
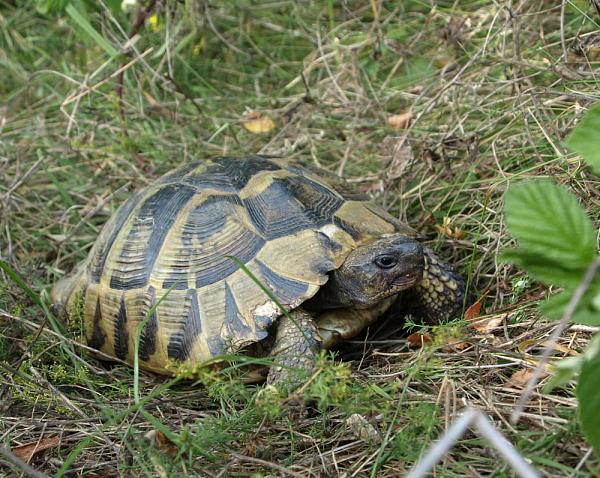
[1,0,599,476]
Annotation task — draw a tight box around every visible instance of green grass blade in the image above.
[65,4,119,58]
[0,259,65,335]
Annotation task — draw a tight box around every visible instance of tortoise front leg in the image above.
[400,247,471,322]
[267,308,322,388]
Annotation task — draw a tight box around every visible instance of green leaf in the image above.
[566,102,600,176]
[577,334,600,457]
[540,288,600,326]
[65,3,120,58]
[543,355,582,393]
[500,249,587,288]
[504,181,596,267]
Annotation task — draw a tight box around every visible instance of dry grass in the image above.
[1,1,600,476]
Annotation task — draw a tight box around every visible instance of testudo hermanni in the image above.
[52,155,470,385]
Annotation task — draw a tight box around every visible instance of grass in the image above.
[1,0,600,476]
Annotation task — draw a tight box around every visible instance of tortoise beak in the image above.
[389,239,424,291]
[392,269,422,289]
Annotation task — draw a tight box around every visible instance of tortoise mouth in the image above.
[391,271,421,290]
[370,270,422,303]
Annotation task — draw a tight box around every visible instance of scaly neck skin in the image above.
[305,273,352,311]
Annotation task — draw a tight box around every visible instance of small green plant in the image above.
[510,274,532,303]
[254,385,285,420]
[304,352,352,411]
[502,102,600,457]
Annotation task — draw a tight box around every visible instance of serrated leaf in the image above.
[504,181,596,267]
[566,102,600,176]
[500,249,586,288]
[540,289,600,326]
[577,334,600,457]
[544,355,582,393]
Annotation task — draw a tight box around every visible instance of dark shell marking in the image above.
[167,289,203,361]
[138,287,159,361]
[88,298,107,351]
[114,295,129,360]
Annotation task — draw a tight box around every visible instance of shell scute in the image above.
[107,184,196,291]
[158,194,265,290]
[243,179,314,239]
[166,289,203,362]
[138,286,159,361]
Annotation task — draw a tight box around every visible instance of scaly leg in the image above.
[267,308,321,388]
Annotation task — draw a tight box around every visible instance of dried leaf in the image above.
[243,111,276,134]
[506,369,544,388]
[12,436,60,462]
[435,216,465,239]
[443,337,469,352]
[470,315,506,334]
[407,332,433,348]
[346,413,382,444]
[387,110,413,130]
[145,430,179,456]
[464,300,482,322]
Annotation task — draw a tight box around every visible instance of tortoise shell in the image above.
[55,155,416,374]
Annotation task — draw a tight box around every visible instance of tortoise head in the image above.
[317,234,424,309]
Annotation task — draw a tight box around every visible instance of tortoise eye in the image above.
[375,255,397,269]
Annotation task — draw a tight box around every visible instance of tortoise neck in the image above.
[303,274,353,311]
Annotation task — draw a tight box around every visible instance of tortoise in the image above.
[52,155,469,386]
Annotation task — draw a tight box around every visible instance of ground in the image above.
[1,1,600,476]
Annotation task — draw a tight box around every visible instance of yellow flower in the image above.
[147,13,162,32]
[192,37,205,56]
